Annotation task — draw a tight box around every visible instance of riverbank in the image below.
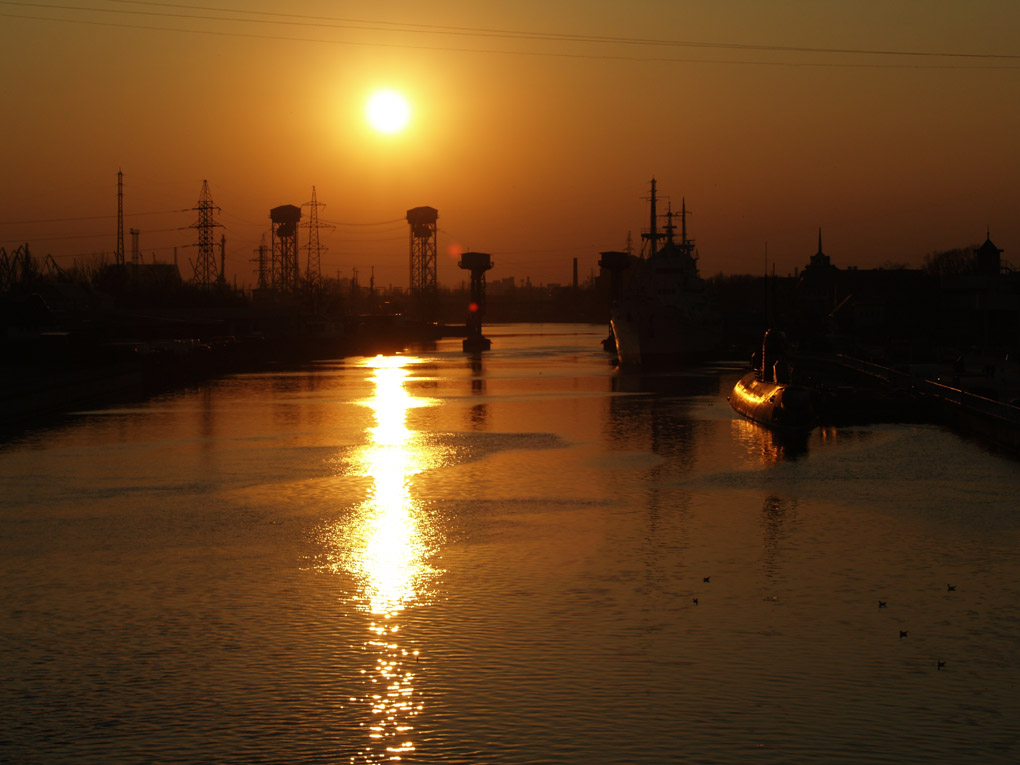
[1,317,454,432]
[787,353,1020,455]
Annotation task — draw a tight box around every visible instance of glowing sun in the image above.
[367,90,411,134]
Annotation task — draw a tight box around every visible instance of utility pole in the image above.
[253,233,269,289]
[116,170,125,266]
[218,234,227,285]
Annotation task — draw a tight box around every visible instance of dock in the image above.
[819,354,1020,454]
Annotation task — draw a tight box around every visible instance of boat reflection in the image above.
[468,353,487,429]
[730,416,809,464]
[328,355,443,762]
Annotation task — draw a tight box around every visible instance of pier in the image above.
[811,354,1020,454]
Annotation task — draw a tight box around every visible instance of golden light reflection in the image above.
[351,355,438,617]
[328,354,442,763]
[730,417,808,465]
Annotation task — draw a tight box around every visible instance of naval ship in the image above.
[603,179,722,367]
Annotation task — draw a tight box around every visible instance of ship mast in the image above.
[641,178,661,257]
[664,202,676,247]
[679,197,695,257]
[681,197,688,249]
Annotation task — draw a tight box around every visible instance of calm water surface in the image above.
[2,324,1019,763]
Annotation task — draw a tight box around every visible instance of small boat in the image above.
[729,330,815,431]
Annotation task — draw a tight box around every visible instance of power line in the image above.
[331,235,407,244]
[120,0,1020,61]
[2,1,1018,69]
[321,217,405,228]
[217,209,270,228]
[45,245,180,259]
[0,209,187,225]
[54,0,1020,61]
[2,225,184,244]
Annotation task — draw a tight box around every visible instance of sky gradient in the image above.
[2,0,1018,288]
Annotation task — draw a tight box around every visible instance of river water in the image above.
[2,323,1019,763]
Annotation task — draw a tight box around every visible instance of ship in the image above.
[729,329,815,431]
[601,179,722,367]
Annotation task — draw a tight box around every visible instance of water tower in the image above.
[271,204,302,291]
[459,251,493,352]
[407,206,438,318]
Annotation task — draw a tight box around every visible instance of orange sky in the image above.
[1,1,1018,288]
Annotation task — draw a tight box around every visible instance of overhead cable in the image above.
[1,1,1018,69]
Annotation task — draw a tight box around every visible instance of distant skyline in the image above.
[2,0,1018,288]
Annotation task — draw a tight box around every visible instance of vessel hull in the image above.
[611,311,722,367]
[729,370,815,431]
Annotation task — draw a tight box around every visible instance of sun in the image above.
[367,90,411,135]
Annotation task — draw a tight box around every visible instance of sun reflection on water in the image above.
[350,355,438,617]
[326,355,443,762]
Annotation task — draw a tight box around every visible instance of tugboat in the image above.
[605,179,722,367]
[729,329,815,432]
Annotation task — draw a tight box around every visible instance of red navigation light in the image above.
[468,302,479,313]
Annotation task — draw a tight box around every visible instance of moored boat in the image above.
[730,371,815,431]
[603,179,723,367]
[729,329,815,431]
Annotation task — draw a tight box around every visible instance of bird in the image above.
[899,630,908,638]
[703,576,711,583]
[878,601,887,608]
[947,584,956,592]
[937,660,946,671]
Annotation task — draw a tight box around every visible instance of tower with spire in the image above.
[974,229,1003,277]
[809,228,831,270]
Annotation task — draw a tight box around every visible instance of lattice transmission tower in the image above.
[302,186,334,284]
[190,180,223,287]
